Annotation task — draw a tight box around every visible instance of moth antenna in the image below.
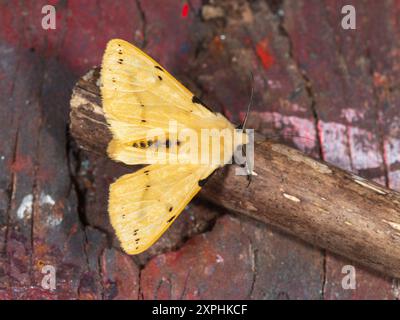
[238,72,254,131]
[235,72,255,180]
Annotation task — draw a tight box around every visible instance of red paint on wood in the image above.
[9,155,33,174]
[181,3,189,18]
[140,216,254,300]
[255,39,274,70]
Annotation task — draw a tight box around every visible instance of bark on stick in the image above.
[70,68,400,279]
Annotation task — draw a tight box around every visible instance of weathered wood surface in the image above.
[1,0,400,299]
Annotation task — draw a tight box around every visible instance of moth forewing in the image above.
[101,39,249,254]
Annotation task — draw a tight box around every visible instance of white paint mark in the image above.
[17,192,59,226]
[283,193,301,202]
[17,194,33,219]
[40,192,55,206]
[216,254,224,263]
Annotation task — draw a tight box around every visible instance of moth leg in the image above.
[246,172,252,188]
[240,144,253,187]
[233,162,253,188]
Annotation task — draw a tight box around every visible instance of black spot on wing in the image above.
[167,216,175,223]
[155,66,164,72]
[192,95,213,112]
[133,140,155,149]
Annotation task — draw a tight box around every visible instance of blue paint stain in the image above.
[180,43,190,54]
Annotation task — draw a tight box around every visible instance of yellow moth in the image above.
[101,39,248,254]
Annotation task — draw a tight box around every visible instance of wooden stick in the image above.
[70,68,400,279]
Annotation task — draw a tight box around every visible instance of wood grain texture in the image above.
[2,0,400,299]
[71,67,400,279]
